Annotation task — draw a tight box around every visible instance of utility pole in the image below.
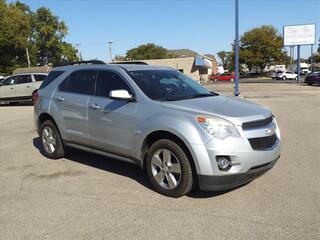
[25,47,31,68]
[108,41,113,62]
[75,44,82,61]
[234,0,239,96]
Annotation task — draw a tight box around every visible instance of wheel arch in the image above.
[140,130,198,176]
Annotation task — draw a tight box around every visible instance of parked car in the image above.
[305,72,320,85]
[34,61,281,197]
[274,71,297,80]
[0,73,47,104]
[210,73,235,82]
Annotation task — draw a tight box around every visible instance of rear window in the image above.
[39,71,64,89]
[34,74,47,82]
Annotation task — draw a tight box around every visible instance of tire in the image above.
[214,78,218,82]
[230,78,234,82]
[282,76,286,80]
[146,139,194,198]
[295,76,298,81]
[39,120,65,159]
[308,82,313,86]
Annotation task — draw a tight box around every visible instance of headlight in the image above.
[197,116,240,139]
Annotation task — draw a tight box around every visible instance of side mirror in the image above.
[109,90,135,101]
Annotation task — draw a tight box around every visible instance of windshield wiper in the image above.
[189,93,217,99]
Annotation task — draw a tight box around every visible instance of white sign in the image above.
[283,24,316,46]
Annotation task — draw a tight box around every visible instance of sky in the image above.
[13,0,320,62]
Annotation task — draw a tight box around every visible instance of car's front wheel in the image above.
[146,139,194,197]
[282,76,286,80]
[39,120,65,159]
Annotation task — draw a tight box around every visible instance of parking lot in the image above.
[0,82,319,240]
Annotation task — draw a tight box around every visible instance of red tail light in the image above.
[32,90,39,105]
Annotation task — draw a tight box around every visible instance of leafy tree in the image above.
[126,43,169,60]
[31,7,78,66]
[114,54,127,61]
[239,25,288,71]
[0,0,78,74]
[0,0,32,73]
[217,51,231,70]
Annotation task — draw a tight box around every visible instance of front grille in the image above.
[248,134,277,150]
[242,116,274,130]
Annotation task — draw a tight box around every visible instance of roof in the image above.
[53,63,173,72]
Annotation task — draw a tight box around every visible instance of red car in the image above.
[210,73,235,82]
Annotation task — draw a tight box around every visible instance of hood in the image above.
[160,95,272,125]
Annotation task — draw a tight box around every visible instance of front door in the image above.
[88,70,137,157]
[0,76,17,100]
[52,70,97,145]
[15,74,33,99]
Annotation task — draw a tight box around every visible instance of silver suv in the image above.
[34,61,281,197]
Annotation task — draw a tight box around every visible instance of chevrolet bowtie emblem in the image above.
[265,128,274,136]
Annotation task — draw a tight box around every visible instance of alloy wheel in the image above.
[42,126,56,154]
[151,149,182,190]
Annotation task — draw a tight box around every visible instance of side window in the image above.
[40,71,64,89]
[61,70,97,95]
[34,74,47,82]
[96,71,132,98]
[17,75,32,84]
[1,77,16,86]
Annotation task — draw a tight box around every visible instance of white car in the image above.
[275,71,297,80]
[0,73,47,104]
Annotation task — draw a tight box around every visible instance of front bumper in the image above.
[198,155,279,191]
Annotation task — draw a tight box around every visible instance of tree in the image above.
[239,25,288,71]
[0,0,78,74]
[217,51,231,70]
[126,43,169,60]
[31,7,78,66]
[0,0,32,73]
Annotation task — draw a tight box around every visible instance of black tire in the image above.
[307,82,313,86]
[282,76,286,80]
[146,139,194,198]
[39,120,65,159]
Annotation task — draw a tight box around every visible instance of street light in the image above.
[108,41,113,62]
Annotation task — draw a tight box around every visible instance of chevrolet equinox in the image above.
[34,61,281,197]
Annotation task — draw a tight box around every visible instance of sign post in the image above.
[297,45,301,84]
[234,0,239,96]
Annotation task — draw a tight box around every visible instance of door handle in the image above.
[89,103,100,110]
[26,86,30,88]
[56,96,64,102]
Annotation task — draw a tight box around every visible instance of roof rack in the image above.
[110,61,148,65]
[71,60,106,65]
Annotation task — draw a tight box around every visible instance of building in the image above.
[113,49,218,82]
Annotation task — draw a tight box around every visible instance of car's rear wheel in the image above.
[39,120,65,159]
[214,78,218,82]
[146,139,194,198]
[230,78,234,82]
[295,76,298,80]
[282,76,286,80]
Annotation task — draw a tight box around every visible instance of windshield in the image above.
[128,70,217,101]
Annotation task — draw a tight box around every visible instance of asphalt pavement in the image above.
[0,82,319,240]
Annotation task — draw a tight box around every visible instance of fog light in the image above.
[216,156,231,170]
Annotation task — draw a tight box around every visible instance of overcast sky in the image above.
[16,0,320,62]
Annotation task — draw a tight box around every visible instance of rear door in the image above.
[52,70,97,145]
[0,76,17,100]
[87,70,137,156]
[15,74,33,98]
